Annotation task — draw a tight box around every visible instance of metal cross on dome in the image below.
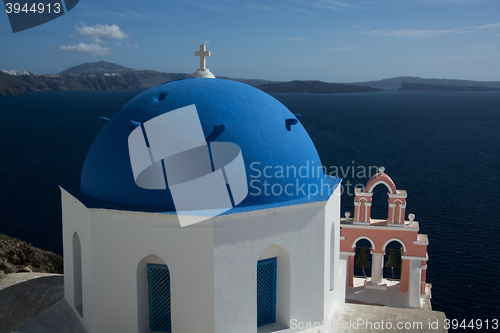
[195,44,211,71]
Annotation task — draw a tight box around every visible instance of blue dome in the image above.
[80,78,330,210]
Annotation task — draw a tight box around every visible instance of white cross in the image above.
[195,44,211,70]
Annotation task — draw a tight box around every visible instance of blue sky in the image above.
[1,0,499,82]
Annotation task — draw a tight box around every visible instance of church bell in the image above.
[385,249,401,280]
[355,247,370,278]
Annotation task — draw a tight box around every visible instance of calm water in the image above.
[0,88,499,323]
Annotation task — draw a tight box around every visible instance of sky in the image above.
[0,0,499,82]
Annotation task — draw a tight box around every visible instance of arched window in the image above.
[137,255,170,332]
[257,245,291,329]
[72,232,83,317]
[330,223,335,291]
[257,257,277,326]
[148,264,171,332]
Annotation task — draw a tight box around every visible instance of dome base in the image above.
[193,69,215,78]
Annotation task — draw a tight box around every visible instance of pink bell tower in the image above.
[341,168,431,309]
[353,167,407,224]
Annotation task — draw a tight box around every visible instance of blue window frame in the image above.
[147,263,171,332]
[257,257,277,327]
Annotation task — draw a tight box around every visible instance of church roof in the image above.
[80,78,337,211]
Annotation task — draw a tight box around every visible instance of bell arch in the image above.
[355,170,407,224]
[366,174,397,194]
[352,238,373,280]
[369,181,390,220]
[257,244,291,329]
[351,236,375,250]
[382,238,407,253]
[383,240,404,281]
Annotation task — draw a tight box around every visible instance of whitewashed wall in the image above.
[61,186,343,333]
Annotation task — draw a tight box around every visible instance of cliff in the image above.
[0,61,282,97]
[0,233,63,279]
[0,70,191,96]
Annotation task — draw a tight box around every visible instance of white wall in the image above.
[212,199,335,333]
[61,187,343,333]
[88,209,216,333]
[408,259,422,309]
[325,186,344,315]
[62,188,217,333]
[61,188,94,331]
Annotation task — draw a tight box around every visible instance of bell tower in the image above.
[353,167,407,224]
[341,168,430,309]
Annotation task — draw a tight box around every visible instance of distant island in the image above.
[398,82,500,92]
[2,61,500,96]
[0,61,278,97]
[257,80,382,94]
[350,76,500,90]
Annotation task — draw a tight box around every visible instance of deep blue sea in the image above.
[0,88,499,324]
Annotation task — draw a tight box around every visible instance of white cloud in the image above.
[246,4,276,11]
[330,46,360,50]
[171,0,235,12]
[283,5,314,15]
[476,23,500,30]
[117,42,121,46]
[78,4,170,20]
[59,43,112,55]
[310,0,355,10]
[288,37,306,41]
[75,23,129,43]
[342,23,500,39]
[204,40,211,44]
[369,29,454,38]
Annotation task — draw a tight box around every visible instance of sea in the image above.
[0,88,499,325]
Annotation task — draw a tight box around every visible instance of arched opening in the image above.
[137,255,170,333]
[353,238,373,279]
[383,240,405,281]
[370,183,390,221]
[330,223,335,291]
[257,245,290,329]
[72,232,83,317]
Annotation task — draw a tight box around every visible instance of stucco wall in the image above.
[62,187,343,333]
[61,188,94,331]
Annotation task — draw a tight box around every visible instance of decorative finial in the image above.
[379,166,385,174]
[408,213,415,223]
[193,44,215,78]
[345,211,351,220]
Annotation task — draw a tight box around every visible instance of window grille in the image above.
[147,263,171,332]
[257,257,277,327]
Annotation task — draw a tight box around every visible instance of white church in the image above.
[60,45,346,333]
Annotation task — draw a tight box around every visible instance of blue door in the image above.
[257,257,277,327]
[147,263,171,332]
